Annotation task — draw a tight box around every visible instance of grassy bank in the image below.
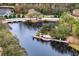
[0,24,26,56]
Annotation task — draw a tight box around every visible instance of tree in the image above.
[15,3,23,13]
[27,9,41,18]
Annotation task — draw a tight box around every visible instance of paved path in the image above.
[2,18,59,24]
[0,6,14,9]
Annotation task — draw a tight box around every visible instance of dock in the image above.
[1,18,59,24]
[33,35,52,41]
[33,35,68,43]
[51,39,68,43]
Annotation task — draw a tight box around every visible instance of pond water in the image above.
[8,22,79,56]
[0,8,12,16]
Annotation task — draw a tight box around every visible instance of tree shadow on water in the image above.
[33,38,49,45]
[23,22,42,30]
[50,41,79,56]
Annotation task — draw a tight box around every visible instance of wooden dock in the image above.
[51,39,68,43]
[33,35,68,43]
[33,35,52,41]
[2,18,59,24]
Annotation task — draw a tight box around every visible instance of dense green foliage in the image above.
[0,24,26,56]
[51,13,77,39]
[51,24,71,39]
[36,13,79,40]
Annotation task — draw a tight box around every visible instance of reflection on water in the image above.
[8,22,79,56]
[50,41,79,56]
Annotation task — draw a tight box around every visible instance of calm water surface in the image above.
[8,22,79,56]
[0,8,12,16]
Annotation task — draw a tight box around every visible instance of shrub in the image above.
[60,12,75,24]
[4,15,8,19]
[8,15,12,19]
[51,24,71,39]
[13,14,16,18]
[17,14,20,18]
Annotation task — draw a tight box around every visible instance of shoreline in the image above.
[34,29,79,52]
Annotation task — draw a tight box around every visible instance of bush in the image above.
[37,25,53,35]
[8,15,12,18]
[60,12,75,24]
[13,14,16,18]
[51,24,71,39]
[17,14,20,18]
[4,15,9,19]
